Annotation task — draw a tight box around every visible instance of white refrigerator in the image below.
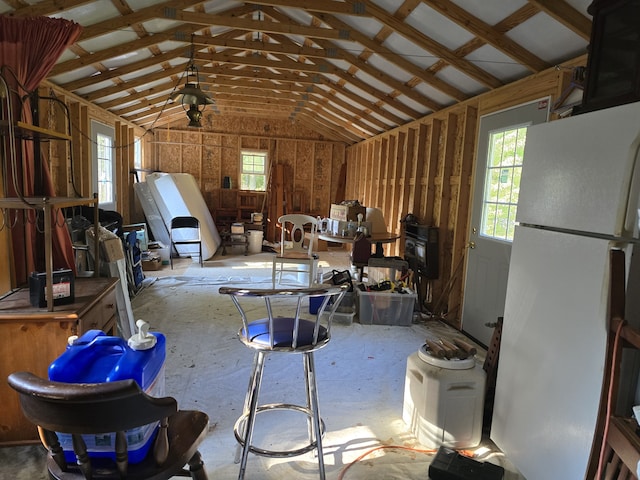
[491,101,640,480]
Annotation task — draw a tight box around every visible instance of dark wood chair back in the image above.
[7,371,209,480]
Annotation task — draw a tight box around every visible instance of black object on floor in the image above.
[428,446,504,480]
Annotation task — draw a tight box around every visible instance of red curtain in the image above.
[0,16,83,284]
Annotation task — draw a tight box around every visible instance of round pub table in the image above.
[317,231,400,257]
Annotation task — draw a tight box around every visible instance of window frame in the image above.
[479,125,528,243]
[239,150,268,191]
[91,120,116,211]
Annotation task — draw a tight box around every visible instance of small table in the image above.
[221,231,248,256]
[317,231,400,257]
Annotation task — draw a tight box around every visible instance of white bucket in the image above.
[247,230,264,254]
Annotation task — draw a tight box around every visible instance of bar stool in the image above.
[219,284,348,480]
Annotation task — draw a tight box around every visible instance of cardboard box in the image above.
[85,226,125,262]
[102,237,125,262]
[142,257,162,271]
[329,203,366,222]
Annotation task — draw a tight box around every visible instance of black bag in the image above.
[331,269,353,292]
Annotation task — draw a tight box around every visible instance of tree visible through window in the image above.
[480,126,527,242]
[240,151,267,191]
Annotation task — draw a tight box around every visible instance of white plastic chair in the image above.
[272,214,318,286]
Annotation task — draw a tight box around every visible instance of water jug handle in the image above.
[93,336,126,347]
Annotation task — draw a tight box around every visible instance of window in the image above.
[480,126,527,242]
[134,136,143,181]
[91,121,116,211]
[240,150,267,191]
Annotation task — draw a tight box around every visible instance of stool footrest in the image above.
[234,403,325,458]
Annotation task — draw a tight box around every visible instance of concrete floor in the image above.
[0,247,525,479]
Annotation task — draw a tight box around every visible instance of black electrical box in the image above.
[29,269,75,308]
[428,447,504,480]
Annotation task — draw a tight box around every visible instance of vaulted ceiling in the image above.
[1,0,593,144]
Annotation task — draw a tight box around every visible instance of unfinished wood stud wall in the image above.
[346,104,477,326]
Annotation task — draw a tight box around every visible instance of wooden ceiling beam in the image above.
[6,0,93,17]
[77,0,207,41]
[273,25,441,111]
[297,111,362,143]
[200,64,399,128]
[50,23,204,77]
[314,12,471,102]
[157,9,353,41]
[242,0,368,16]
[59,47,188,91]
[340,2,504,90]
[268,30,443,112]
[83,64,187,102]
[197,50,423,119]
[529,0,592,41]
[425,4,539,75]
[420,0,548,72]
[212,81,379,137]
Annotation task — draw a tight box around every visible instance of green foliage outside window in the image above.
[240,151,267,191]
[481,127,527,241]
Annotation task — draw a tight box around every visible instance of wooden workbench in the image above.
[0,277,119,445]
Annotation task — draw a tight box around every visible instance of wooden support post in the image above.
[267,164,285,243]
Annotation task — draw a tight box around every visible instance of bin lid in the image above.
[417,344,475,369]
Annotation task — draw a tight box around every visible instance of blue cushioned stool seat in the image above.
[243,317,328,348]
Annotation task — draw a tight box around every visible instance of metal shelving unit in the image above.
[1,74,99,311]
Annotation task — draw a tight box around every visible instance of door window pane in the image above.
[480,127,527,241]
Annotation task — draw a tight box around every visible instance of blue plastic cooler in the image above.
[48,327,166,464]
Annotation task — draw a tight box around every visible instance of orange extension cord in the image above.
[337,445,477,480]
[595,319,626,480]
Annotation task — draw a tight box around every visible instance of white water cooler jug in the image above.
[402,344,486,449]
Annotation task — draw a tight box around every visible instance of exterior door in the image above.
[461,99,549,347]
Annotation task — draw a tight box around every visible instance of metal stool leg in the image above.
[304,352,325,480]
[237,351,266,480]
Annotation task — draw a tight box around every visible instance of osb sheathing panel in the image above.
[331,143,346,203]
[157,130,181,172]
[312,142,332,214]
[276,139,296,172]
[203,133,221,193]
[241,137,260,149]
[181,131,202,181]
[195,114,324,141]
[220,135,239,181]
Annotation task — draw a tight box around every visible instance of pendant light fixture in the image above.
[170,34,214,127]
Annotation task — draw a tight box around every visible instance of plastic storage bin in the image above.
[356,289,416,325]
[402,345,486,448]
[48,328,166,464]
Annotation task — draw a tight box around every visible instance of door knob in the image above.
[468,241,476,249]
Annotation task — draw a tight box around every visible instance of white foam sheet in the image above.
[146,172,221,261]
[133,181,171,249]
